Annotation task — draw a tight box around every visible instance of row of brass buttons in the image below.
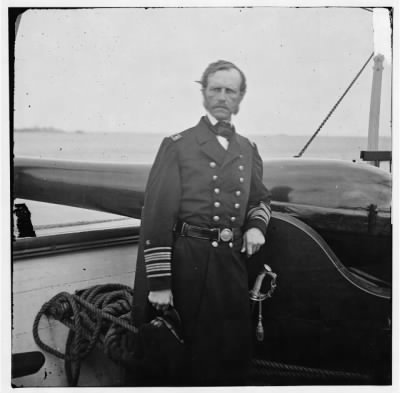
[213,202,240,208]
[209,161,245,172]
[212,210,239,222]
[212,241,233,248]
[214,188,242,195]
[209,158,245,247]
[210,160,243,225]
[212,216,237,222]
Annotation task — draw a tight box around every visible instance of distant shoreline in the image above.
[14,127,67,134]
[13,128,392,139]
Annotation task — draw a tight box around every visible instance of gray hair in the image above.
[198,60,247,94]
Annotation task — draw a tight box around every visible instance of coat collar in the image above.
[195,117,244,167]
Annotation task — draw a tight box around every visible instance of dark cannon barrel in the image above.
[14,156,391,235]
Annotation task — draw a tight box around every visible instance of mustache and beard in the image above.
[202,98,241,117]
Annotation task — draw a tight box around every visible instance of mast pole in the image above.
[367,54,384,166]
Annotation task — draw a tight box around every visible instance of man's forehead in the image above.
[207,68,242,86]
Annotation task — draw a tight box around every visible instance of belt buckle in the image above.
[219,228,233,242]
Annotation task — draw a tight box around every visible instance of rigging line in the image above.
[294,52,374,158]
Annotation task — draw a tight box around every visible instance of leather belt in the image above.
[174,221,241,243]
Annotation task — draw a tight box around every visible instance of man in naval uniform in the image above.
[134,60,271,385]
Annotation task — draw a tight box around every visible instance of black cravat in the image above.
[215,121,235,140]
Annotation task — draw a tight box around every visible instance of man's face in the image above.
[203,68,244,121]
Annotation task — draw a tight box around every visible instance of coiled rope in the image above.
[32,283,137,386]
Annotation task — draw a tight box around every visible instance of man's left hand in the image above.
[241,227,265,257]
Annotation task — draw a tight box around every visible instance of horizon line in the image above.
[13,128,392,138]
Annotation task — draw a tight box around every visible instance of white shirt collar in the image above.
[206,113,233,127]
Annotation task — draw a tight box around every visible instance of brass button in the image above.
[234,203,240,209]
[145,240,151,245]
[214,201,221,208]
[230,217,236,222]
[229,242,233,248]
[212,175,218,181]
[235,190,241,197]
[211,241,219,248]
[213,215,220,222]
[238,165,244,171]
[239,177,244,183]
[209,162,217,168]
[214,188,220,194]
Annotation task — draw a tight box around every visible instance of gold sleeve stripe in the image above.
[146,265,171,272]
[144,246,172,254]
[247,202,271,225]
[145,253,172,262]
[147,273,172,278]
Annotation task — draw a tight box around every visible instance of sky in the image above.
[13,6,393,137]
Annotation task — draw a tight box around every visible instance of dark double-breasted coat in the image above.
[132,117,271,385]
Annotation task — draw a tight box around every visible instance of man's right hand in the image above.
[148,289,174,311]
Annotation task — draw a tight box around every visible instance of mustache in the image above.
[212,105,229,110]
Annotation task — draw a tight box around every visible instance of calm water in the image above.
[14,130,392,163]
[13,131,392,233]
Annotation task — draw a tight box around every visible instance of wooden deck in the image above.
[12,239,138,387]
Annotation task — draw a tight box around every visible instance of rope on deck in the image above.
[32,283,137,386]
[250,358,372,383]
